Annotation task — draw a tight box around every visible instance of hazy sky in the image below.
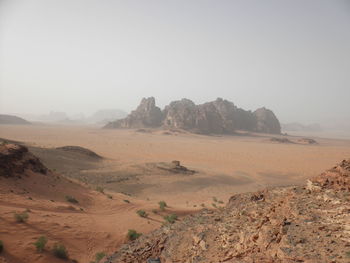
[0,0,349,124]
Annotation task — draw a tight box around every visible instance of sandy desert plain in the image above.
[1,123,350,263]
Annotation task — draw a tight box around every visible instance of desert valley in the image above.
[1,96,350,263]
[1,1,350,262]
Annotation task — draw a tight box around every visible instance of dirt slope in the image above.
[106,159,350,263]
[0,143,193,263]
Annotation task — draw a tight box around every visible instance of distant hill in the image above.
[88,109,127,124]
[282,122,322,132]
[0,114,31,125]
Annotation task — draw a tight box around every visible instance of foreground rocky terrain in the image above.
[105,97,281,134]
[106,159,350,263]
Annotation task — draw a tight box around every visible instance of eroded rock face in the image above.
[105,159,350,263]
[105,97,163,128]
[254,107,281,134]
[0,143,48,177]
[162,99,197,130]
[105,97,281,135]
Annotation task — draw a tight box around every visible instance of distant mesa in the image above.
[0,114,31,125]
[104,97,281,135]
[88,109,127,125]
[282,122,322,132]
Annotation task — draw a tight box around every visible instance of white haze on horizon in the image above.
[0,0,350,127]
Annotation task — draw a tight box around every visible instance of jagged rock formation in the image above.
[0,114,31,125]
[254,107,281,134]
[105,159,350,263]
[0,143,48,177]
[105,97,281,134]
[105,97,163,128]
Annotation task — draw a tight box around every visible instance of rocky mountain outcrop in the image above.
[105,159,350,263]
[0,114,31,125]
[105,97,281,134]
[254,107,281,134]
[0,143,48,177]
[105,97,163,129]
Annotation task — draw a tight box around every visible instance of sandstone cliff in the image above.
[104,97,163,128]
[105,97,281,134]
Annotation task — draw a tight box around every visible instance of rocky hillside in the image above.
[105,97,281,134]
[105,97,163,129]
[0,142,48,177]
[0,114,31,125]
[105,159,350,263]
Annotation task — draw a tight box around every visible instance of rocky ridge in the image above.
[105,97,281,134]
[0,142,48,177]
[105,159,350,263]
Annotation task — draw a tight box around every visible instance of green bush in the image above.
[0,240,3,253]
[95,186,104,193]
[52,243,68,259]
[127,229,142,241]
[34,236,47,252]
[65,195,78,204]
[95,252,106,262]
[136,210,148,218]
[164,214,178,224]
[14,211,29,223]
[158,201,167,211]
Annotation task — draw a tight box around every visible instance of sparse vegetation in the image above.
[218,200,224,204]
[164,214,178,224]
[34,236,47,252]
[52,243,68,259]
[212,203,217,208]
[65,195,78,204]
[346,251,350,258]
[0,240,3,253]
[152,209,158,214]
[95,252,106,262]
[127,229,142,241]
[123,199,130,203]
[14,211,29,223]
[95,186,104,193]
[136,210,148,218]
[212,196,218,202]
[158,201,167,211]
[107,194,113,199]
